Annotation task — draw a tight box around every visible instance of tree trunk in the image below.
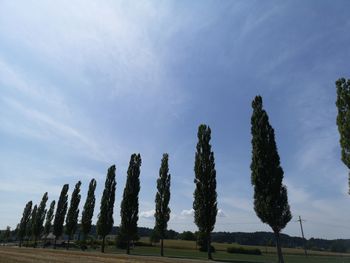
[207,232,212,260]
[19,239,22,248]
[160,238,164,257]
[67,237,70,250]
[34,236,37,248]
[126,239,130,255]
[101,236,105,253]
[274,231,284,263]
[54,237,57,249]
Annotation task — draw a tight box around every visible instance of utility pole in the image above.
[297,216,307,256]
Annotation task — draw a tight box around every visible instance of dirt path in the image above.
[0,247,209,263]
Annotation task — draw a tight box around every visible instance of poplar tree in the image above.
[81,179,97,241]
[335,78,350,192]
[154,153,171,257]
[65,181,81,250]
[44,200,55,244]
[193,124,217,260]
[53,184,69,248]
[119,153,142,254]
[18,201,32,247]
[97,165,116,253]
[250,96,292,263]
[28,205,37,243]
[33,192,48,247]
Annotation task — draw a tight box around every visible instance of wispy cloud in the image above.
[1,1,350,239]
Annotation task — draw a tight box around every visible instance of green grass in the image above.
[21,237,350,263]
[100,245,350,263]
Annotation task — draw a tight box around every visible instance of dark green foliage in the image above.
[154,153,171,256]
[165,229,178,239]
[193,124,217,260]
[227,246,262,255]
[81,179,97,239]
[97,165,116,253]
[53,184,69,247]
[33,192,48,246]
[18,201,32,247]
[335,78,350,192]
[28,205,37,241]
[4,226,11,242]
[197,231,215,253]
[179,231,196,241]
[65,181,82,249]
[250,96,292,263]
[134,241,153,247]
[115,231,128,249]
[44,200,55,238]
[330,240,348,253]
[150,229,160,244]
[119,153,142,254]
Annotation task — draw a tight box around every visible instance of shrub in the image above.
[134,241,153,247]
[179,231,196,241]
[227,246,262,255]
[199,245,216,253]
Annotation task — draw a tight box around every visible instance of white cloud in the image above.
[284,179,310,204]
[217,209,226,217]
[140,209,155,219]
[180,208,194,217]
[0,1,166,97]
[1,97,113,163]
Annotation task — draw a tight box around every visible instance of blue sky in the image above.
[1,0,350,239]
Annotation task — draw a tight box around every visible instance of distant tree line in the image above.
[4,225,350,253]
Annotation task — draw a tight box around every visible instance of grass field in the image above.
[1,244,350,263]
[1,238,350,263]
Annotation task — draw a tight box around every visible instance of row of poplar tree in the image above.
[16,152,170,256]
[16,95,292,263]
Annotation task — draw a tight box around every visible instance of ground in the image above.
[1,245,350,263]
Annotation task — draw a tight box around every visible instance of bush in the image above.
[227,246,262,255]
[199,245,216,253]
[134,241,153,247]
[330,240,347,253]
[179,231,196,241]
[106,239,115,246]
[150,229,160,244]
[196,232,215,253]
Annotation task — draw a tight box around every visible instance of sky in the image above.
[1,0,350,240]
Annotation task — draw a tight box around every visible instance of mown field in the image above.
[1,238,350,263]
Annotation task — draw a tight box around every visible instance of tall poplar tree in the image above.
[154,153,171,257]
[119,153,142,254]
[193,124,217,260]
[53,184,69,248]
[81,179,97,241]
[18,201,32,247]
[28,205,37,242]
[65,181,82,249]
[250,96,292,263]
[33,192,48,247]
[97,165,116,253]
[44,200,55,244]
[335,78,350,192]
